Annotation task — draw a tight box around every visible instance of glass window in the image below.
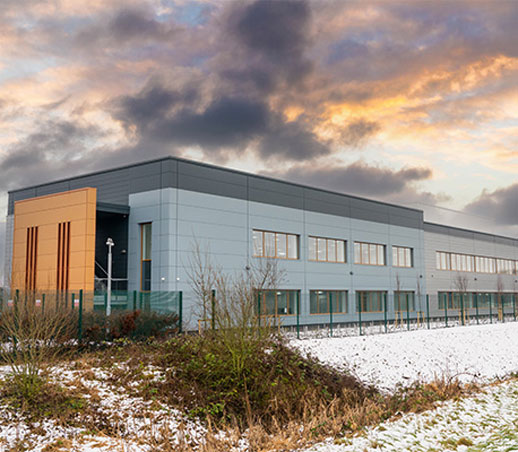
[309,290,348,314]
[354,242,361,264]
[327,240,336,262]
[259,290,298,315]
[252,230,299,260]
[395,291,415,311]
[308,236,316,261]
[141,223,152,260]
[337,241,345,263]
[141,260,151,291]
[264,232,275,257]
[369,244,377,264]
[317,238,326,261]
[253,230,263,257]
[276,233,286,258]
[357,291,385,312]
[287,234,298,259]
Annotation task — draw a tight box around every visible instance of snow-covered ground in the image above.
[291,322,518,392]
[304,379,518,452]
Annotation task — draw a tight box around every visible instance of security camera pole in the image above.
[106,237,114,316]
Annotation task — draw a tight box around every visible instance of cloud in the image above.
[465,184,518,225]
[266,161,433,199]
[112,81,332,161]
[339,118,381,147]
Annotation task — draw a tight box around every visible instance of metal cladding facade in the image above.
[5,157,518,329]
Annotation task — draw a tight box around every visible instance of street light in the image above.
[106,238,114,316]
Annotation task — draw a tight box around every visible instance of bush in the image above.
[82,309,179,343]
[154,334,372,430]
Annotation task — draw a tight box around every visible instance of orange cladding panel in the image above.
[11,187,97,293]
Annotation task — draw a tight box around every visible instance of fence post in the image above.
[475,293,479,325]
[406,293,410,331]
[502,295,505,323]
[257,292,261,330]
[426,294,430,329]
[104,292,108,312]
[71,293,75,311]
[513,293,517,322]
[358,293,363,336]
[445,292,449,327]
[211,289,216,330]
[489,293,493,324]
[42,293,46,314]
[296,291,300,340]
[78,289,83,343]
[178,291,183,334]
[459,293,464,326]
[383,292,388,333]
[133,290,137,311]
[329,292,333,337]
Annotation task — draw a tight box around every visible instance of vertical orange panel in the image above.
[11,187,97,296]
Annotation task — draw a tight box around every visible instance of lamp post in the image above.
[106,238,114,316]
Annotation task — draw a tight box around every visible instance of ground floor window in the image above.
[394,291,415,311]
[257,290,299,316]
[438,292,517,309]
[356,291,386,313]
[309,290,348,314]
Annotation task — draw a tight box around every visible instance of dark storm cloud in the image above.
[0,119,107,191]
[340,119,381,147]
[234,0,310,61]
[225,0,314,92]
[269,162,432,197]
[112,82,332,161]
[465,184,518,225]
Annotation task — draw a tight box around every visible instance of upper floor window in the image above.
[308,236,346,263]
[436,251,510,274]
[392,246,413,268]
[252,229,299,260]
[354,242,385,266]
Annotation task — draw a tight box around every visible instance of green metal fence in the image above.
[0,289,183,341]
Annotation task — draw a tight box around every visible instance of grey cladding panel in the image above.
[179,174,247,200]
[249,176,303,198]
[389,214,422,229]
[249,187,304,210]
[304,197,348,217]
[179,161,247,187]
[423,222,518,246]
[351,206,389,224]
[35,181,71,197]
[10,188,37,212]
[160,160,177,188]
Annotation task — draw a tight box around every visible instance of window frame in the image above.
[308,236,347,263]
[356,291,386,313]
[354,242,386,266]
[257,289,299,316]
[392,245,413,268]
[140,222,152,292]
[252,229,299,260]
[309,290,348,314]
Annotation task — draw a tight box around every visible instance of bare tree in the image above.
[187,241,286,333]
[496,276,505,321]
[454,273,469,324]
[0,295,76,396]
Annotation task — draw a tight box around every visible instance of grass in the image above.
[64,333,476,451]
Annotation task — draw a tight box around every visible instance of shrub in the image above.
[82,309,179,343]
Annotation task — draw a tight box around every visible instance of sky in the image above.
[1,0,518,278]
